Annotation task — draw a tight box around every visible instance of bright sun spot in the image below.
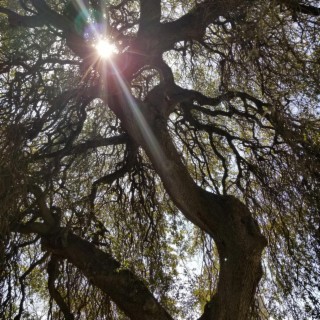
[95,39,116,58]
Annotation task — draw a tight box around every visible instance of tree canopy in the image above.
[0,1,319,319]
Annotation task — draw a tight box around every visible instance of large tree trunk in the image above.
[150,129,267,320]
[105,89,267,319]
[198,194,267,320]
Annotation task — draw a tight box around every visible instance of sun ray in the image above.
[109,62,166,169]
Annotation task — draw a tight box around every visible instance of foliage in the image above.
[0,1,319,319]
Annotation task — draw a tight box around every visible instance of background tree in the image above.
[0,0,319,319]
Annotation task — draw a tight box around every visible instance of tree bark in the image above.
[106,88,267,320]
[42,230,174,320]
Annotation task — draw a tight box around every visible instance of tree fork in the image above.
[107,91,267,319]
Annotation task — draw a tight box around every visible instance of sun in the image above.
[95,39,116,59]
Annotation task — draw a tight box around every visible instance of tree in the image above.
[0,0,319,319]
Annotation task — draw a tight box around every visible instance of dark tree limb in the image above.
[0,7,47,27]
[27,185,56,227]
[41,229,174,320]
[47,255,75,320]
[12,222,54,235]
[139,0,161,32]
[106,83,267,319]
[0,1,92,58]
[280,0,320,16]
[12,219,174,319]
[158,0,250,50]
[34,134,129,160]
[89,141,138,206]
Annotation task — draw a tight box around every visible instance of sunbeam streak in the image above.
[109,62,167,169]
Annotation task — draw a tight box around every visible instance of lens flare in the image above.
[95,39,116,58]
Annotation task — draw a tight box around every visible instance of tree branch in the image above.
[0,1,92,58]
[42,229,174,320]
[280,0,320,16]
[47,255,75,320]
[158,0,248,50]
[27,185,56,227]
[0,7,47,27]
[105,79,267,319]
[138,0,161,32]
[12,222,53,235]
[89,141,138,205]
[34,134,129,160]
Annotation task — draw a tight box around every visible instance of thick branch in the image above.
[139,0,161,32]
[0,7,47,27]
[106,83,267,319]
[47,256,75,320]
[30,0,92,57]
[0,1,92,58]
[280,0,320,16]
[158,0,249,50]
[42,229,174,320]
[89,141,138,205]
[12,222,53,235]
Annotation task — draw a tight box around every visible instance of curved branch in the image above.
[89,141,138,205]
[0,1,92,58]
[42,229,174,320]
[106,80,267,319]
[47,256,75,320]
[158,0,249,50]
[12,222,53,235]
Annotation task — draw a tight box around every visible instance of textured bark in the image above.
[42,230,174,320]
[105,85,267,320]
